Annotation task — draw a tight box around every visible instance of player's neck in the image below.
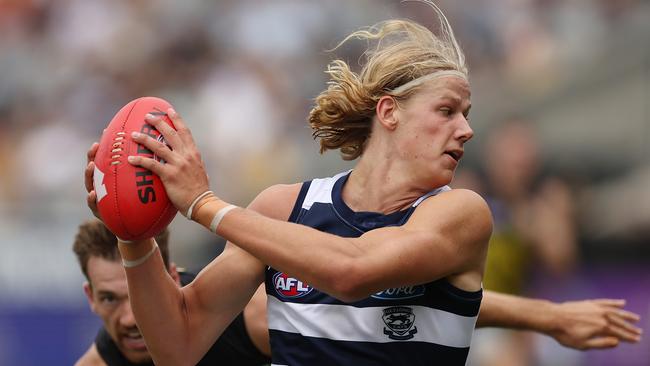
[344,156,427,214]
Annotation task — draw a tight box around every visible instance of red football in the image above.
[94,96,178,241]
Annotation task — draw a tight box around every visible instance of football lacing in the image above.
[110,132,127,166]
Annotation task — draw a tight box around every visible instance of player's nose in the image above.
[457,116,474,143]
[119,301,137,327]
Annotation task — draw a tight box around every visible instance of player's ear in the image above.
[169,262,181,286]
[376,95,399,131]
[83,282,97,312]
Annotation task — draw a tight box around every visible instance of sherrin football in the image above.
[94,97,178,241]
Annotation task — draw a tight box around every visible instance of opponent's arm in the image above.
[130,110,492,303]
[478,291,643,349]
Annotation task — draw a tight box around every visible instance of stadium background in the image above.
[0,0,648,365]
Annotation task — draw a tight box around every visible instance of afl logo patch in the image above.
[273,272,313,299]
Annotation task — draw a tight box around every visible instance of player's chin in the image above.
[120,337,150,363]
[429,166,455,188]
[122,349,151,364]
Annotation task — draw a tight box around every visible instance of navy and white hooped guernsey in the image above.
[265,171,482,366]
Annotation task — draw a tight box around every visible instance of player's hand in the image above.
[127,108,210,215]
[547,299,642,350]
[84,141,101,220]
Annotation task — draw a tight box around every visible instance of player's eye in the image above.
[100,294,117,304]
[439,107,453,116]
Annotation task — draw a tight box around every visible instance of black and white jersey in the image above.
[265,171,482,366]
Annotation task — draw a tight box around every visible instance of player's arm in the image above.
[213,189,491,302]
[87,141,256,365]
[169,184,298,364]
[113,182,297,366]
[86,157,295,365]
[477,291,643,349]
[117,239,263,366]
[244,284,272,357]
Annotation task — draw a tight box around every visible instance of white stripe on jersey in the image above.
[301,170,350,210]
[412,186,451,206]
[267,295,477,348]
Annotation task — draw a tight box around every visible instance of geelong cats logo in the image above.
[382,306,418,340]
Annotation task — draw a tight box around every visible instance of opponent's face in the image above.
[393,75,473,187]
[83,256,150,363]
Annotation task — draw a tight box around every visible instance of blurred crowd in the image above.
[0,0,648,365]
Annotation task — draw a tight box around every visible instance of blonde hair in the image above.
[309,1,467,160]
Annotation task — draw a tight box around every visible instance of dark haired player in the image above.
[72,219,270,366]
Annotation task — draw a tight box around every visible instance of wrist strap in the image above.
[122,243,158,268]
[209,205,237,233]
[185,190,213,219]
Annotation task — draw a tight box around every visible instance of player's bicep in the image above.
[402,189,491,270]
[354,189,492,292]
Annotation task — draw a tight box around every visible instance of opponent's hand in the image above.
[548,299,642,349]
[84,141,101,220]
[127,108,210,215]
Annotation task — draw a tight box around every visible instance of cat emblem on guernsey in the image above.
[382,306,418,340]
[273,272,313,298]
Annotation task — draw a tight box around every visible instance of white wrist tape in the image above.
[210,205,237,233]
[185,190,213,219]
[116,237,133,244]
[122,243,158,268]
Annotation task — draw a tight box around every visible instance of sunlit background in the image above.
[0,0,648,365]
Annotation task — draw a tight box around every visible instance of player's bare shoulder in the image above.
[74,344,107,366]
[442,188,492,232]
[248,183,303,220]
[409,188,493,246]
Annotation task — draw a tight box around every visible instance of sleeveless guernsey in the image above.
[265,171,482,366]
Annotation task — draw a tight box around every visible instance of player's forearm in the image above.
[194,200,364,301]
[477,290,556,334]
[118,239,193,365]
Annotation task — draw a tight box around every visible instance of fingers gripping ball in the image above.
[94,97,178,241]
